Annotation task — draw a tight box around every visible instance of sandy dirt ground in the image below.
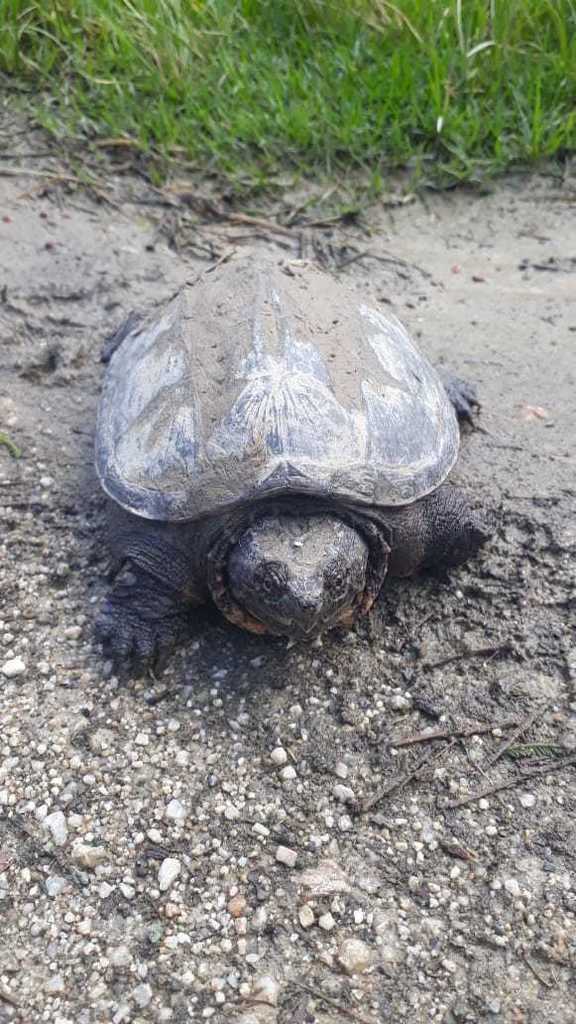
[1,111,575,1024]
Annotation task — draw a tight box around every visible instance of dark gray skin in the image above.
[96,380,491,670]
[227,515,370,638]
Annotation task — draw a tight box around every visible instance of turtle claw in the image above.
[96,601,186,676]
[96,565,189,676]
[439,371,480,425]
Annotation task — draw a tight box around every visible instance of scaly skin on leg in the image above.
[387,484,493,578]
[96,512,205,674]
[96,561,194,673]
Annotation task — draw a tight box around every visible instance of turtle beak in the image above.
[295,607,322,637]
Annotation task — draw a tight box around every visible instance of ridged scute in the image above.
[96,257,459,521]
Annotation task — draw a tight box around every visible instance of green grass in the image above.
[1,0,575,193]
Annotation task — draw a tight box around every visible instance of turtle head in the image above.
[224,514,371,638]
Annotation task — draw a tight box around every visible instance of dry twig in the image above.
[484,705,546,768]
[391,719,520,748]
[523,956,556,989]
[361,746,442,813]
[293,980,376,1024]
[444,754,576,810]
[423,643,512,671]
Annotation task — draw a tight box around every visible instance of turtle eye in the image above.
[256,562,288,597]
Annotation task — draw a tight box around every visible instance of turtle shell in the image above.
[95,256,459,521]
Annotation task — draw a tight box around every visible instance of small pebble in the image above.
[45,876,68,897]
[228,894,247,918]
[519,793,536,808]
[252,974,280,1006]
[337,938,373,975]
[318,912,336,931]
[132,983,153,1008]
[299,905,315,929]
[390,694,412,710]
[158,857,181,891]
[335,761,348,779]
[1,657,26,678]
[42,811,68,847]
[270,747,288,766]
[504,877,521,898]
[276,845,298,868]
[71,844,108,870]
[333,784,355,803]
[165,799,187,822]
[279,765,297,782]
[46,974,65,994]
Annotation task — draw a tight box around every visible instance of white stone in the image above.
[299,860,351,895]
[45,876,68,897]
[335,761,348,779]
[43,811,68,846]
[158,858,181,891]
[390,694,412,710]
[279,765,297,782]
[519,793,536,808]
[333,784,355,803]
[298,904,315,929]
[165,799,187,822]
[276,845,297,868]
[337,938,373,975]
[270,747,288,766]
[504,877,521,898]
[252,974,280,1006]
[318,912,336,931]
[46,974,65,994]
[132,983,153,1008]
[1,657,26,678]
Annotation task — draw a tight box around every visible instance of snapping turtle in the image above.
[95,255,490,668]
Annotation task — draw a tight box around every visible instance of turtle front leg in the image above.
[388,484,493,578]
[96,562,194,674]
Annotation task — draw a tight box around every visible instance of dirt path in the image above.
[1,117,575,1024]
